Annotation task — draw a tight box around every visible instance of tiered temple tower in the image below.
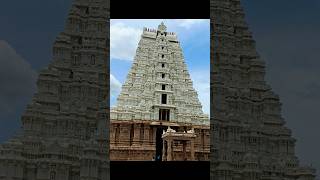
[0,0,109,179]
[110,23,210,161]
[210,0,316,179]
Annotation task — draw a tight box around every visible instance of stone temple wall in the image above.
[110,120,210,161]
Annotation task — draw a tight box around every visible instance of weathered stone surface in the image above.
[0,0,110,179]
[210,0,316,179]
[110,23,210,161]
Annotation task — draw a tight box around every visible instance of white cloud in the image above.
[110,23,141,61]
[0,40,37,113]
[176,19,207,29]
[110,74,122,98]
[189,70,210,115]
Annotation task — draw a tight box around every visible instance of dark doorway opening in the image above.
[155,127,164,161]
[129,124,134,146]
[161,94,167,104]
[159,109,170,121]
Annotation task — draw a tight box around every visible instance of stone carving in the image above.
[210,0,316,179]
[158,22,167,32]
[187,128,195,134]
[166,127,176,133]
[0,0,110,179]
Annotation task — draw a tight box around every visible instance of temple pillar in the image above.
[190,139,195,160]
[162,140,166,161]
[144,125,150,144]
[183,141,187,161]
[153,126,157,146]
[167,139,172,161]
[121,124,130,145]
[133,123,140,145]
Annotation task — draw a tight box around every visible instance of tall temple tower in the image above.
[210,0,316,179]
[0,0,109,179]
[110,22,210,161]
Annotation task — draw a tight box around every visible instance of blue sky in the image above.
[110,19,210,115]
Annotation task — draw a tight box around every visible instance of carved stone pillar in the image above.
[162,140,166,161]
[190,139,195,160]
[119,124,128,146]
[152,126,157,146]
[144,125,150,145]
[167,139,172,161]
[133,123,140,145]
[182,141,187,161]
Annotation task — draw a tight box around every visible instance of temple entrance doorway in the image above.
[155,126,164,161]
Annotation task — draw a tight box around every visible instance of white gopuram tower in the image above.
[0,0,110,179]
[110,22,210,161]
[210,0,316,179]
